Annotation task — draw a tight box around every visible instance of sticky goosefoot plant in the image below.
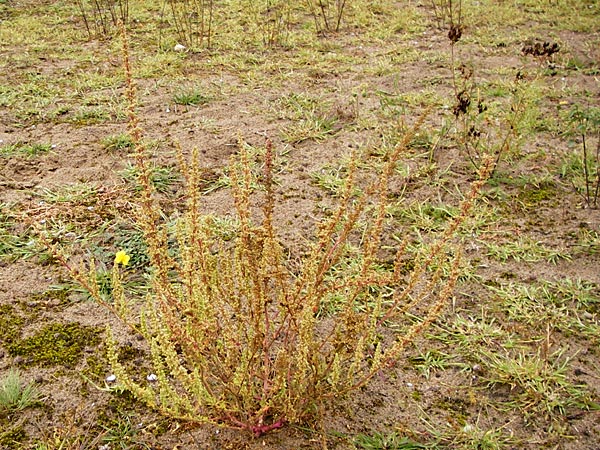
[57,33,492,437]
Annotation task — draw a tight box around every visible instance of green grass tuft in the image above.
[0,370,42,412]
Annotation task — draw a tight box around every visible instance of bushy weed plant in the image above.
[305,0,348,33]
[53,30,492,436]
[562,104,600,208]
[241,0,293,47]
[163,0,214,49]
[75,0,129,38]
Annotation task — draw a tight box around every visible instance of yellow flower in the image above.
[114,250,130,266]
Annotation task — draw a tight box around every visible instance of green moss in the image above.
[117,343,146,364]
[516,181,558,207]
[29,286,70,303]
[104,390,140,417]
[0,423,26,449]
[0,305,24,345]
[83,352,108,380]
[7,322,101,368]
[433,397,470,425]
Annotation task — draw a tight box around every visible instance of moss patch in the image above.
[0,423,26,449]
[0,304,24,345]
[7,322,101,368]
[28,286,71,304]
[515,180,559,207]
[432,396,471,425]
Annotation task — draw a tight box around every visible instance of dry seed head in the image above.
[448,24,463,43]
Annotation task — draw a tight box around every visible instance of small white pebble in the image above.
[106,374,116,383]
[174,43,186,52]
[51,144,57,148]
[147,373,158,382]
[406,382,413,388]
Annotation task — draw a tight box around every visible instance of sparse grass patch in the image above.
[305,0,348,33]
[239,0,293,47]
[31,405,105,450]
[120,162,180,193]
[573,227,600,255]
[311,164,363,197]
[0,142,53,158]
[71,107,111,125]
[39,183,98,205]
[102,133,134,152]
[27,183,128,240]
[489,280,600,340]
[0,205,38,261]
[431,313,523,356]
[3,72,63,117]
[173,88,211,106]
[0,370,42,413]
[409,349,461,379]
[99,414,152,450]
[481,349,595,420]
[275,92,338,143]
[354,431,425,449]
[422,419,518,450]
[282,114,336,143]
[377,89,444,119]
[392,201,459,233]
[134,52,186,79]
[483,236,570,264]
